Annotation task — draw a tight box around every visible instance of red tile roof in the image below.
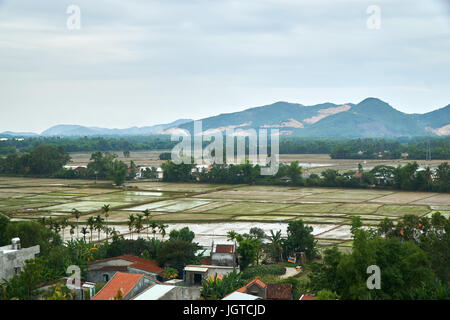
[266,283,292,300]
[90,254,164,274]
[215,244,234,254]
[92,272,143,300]
[224,278,267,298]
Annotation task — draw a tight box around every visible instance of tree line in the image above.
[161,160,449,193]
[1,136,449,160]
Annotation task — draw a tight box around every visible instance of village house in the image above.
[183,265,236,287]
[222,278,292,300]
[211,241,238,267]
[91,272,160,300]
[86,254,164,283]
[0,238,40,282]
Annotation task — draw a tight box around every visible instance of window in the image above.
[103,274,109,282]
[14,267,21,275]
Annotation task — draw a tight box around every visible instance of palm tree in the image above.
[37,217,46,227]
[142,209,151,239]
[81,227,89,242]
[158,223,168,239]
[94,215,104,242]
[268,230,283,262]
[87,216,95,242]
[135,214,144,238]
[424,166,433,191]
[53,222,61,236]
[69,223,76,241]
[102,204,111,242]
[61,218,69,242]
[150,221,159,239]
[127,214,136,240]
[227,230,238,241]
[72,208,81,238]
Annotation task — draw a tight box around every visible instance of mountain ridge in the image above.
[1,98,449,138]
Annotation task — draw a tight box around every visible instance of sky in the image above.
[0,0,449,133]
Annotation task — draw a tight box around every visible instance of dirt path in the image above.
[280,267,301,279]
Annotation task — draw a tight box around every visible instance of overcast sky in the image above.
[0,0,449,133]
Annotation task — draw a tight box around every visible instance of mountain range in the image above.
[168,98,450,138]
[1,98,449,138]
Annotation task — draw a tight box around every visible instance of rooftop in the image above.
[90,254,164,274]
[266,283,292,300]
[133,284,176,300]
[92,272,143,300]
[222,292,261,300]
[214,244,234,254]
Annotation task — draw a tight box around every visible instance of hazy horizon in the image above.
[1,0,449,133]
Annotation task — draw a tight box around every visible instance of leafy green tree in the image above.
[156,240,199,273]
[316,289,339,300]
[28,145,70,175]
[4,221,62,256]
[286,161,302,185]
[109,160,127,186]
[0,258,45,300]
[350,216,363,236]
[201,269,244,300]
[0,213,10,246]
[169,227,195,243]
[236,237,260,271]
[284,220,317,261]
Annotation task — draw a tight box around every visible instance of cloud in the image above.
[0,0,448,132]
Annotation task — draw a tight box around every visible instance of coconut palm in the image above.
[102,204,111,242]
[37,217,46,227]
[158,223,168,239]
[53,222,61,235]
[61,218,69,242]
[87,216,95,242]
[227,230,238,241]
[94,215,104,242]
[127,214,136,240]
[268,230,283,262]
[69,223,76,241]
[142,209,151,239]
[135,214,144,238]
[72,208,81,238]
[150,221,159,239]
[81,227,89,242]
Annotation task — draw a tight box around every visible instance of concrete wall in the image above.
[160,286,201,300]
[211,253,235,267]
[0,245,40,282]
[86,270,118,284]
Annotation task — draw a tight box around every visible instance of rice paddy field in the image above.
[1,176,449,248]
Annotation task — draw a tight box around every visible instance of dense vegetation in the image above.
[1,136,449,160]
[0,212,200,300]
[163,160,449,193]
[308,213,450,299]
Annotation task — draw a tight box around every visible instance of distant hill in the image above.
[169,98,449,137]
[2,98,449,138]
[0,131,39,138]
[39,119,192,137]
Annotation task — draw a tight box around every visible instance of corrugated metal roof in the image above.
[184,266,208,272]
[222,292,261,300]
[133,285,176,300]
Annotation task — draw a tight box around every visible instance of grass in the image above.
[375,204,431,216]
